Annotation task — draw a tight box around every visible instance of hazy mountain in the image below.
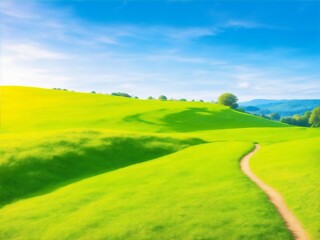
[239,99,320,116]
[240,99,288,106]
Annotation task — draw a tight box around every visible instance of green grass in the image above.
[0,142,291,240]
[251,138,320,240]
[0,86,286,133]
[0,86,319,239]
[0,129,203,206]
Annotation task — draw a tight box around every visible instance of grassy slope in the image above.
[0,130,203,205]
[0,142,291,240]
[0,86,319,239]
[0,86,285,133]
[251,138,320,239]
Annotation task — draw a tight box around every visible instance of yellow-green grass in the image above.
[0,86,286,134]
[0,129,203,206]
[0,86,319,239]
[250,138,320,240]
[0,142,292,240]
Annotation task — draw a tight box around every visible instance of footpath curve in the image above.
[240,144,308,240]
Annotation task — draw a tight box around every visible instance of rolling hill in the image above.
[0,86,319,240]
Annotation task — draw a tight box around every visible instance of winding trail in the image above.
[240,144,308,240]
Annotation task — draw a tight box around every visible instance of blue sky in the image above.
[1,0,319,101]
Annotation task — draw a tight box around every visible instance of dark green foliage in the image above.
[147,96,154,100]
[111,92,132,98]
[218,93,238,109]
[231,103,238,109]
[158,95,167,101]
[91,91,96,94]
[180,98,187,101]
[236,108,245,113]
[309,106,320,127]
[281,111,311,127]
[261,114,270,119]
[270,113,281,121]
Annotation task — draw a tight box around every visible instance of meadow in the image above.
[0,86,319,239]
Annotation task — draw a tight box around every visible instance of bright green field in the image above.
[0,86,319,239]
[251,138,320,239]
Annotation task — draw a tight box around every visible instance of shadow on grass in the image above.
[161,108,285,132]
[0,136,205,207]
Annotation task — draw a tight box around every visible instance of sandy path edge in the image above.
[240,144,308,240]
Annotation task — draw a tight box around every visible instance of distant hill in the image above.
[240,99,320,116]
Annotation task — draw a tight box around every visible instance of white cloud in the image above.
[238,82,250,88]
[224,20,260,29]
[4,44,68,60]
[0,1,319,101]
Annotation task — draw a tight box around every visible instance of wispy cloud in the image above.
[1,1,319,101]
[5,44,68,60]
[224,20,261,29]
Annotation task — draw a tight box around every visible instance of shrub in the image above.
[218,93,238,109]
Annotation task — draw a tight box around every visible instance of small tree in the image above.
[158,95,167,101]
[270,112,280,121]
[236,108,245,113]
[111,92,131,98]
[147,96,154,100]
[281,111,312,127]
[261,114,270,119]
[309,106,320,127]
[218,93,238,109]
[91,91,96,94]
[180,98,187,101]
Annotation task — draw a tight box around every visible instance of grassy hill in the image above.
[1,86,285,133]
[251,137,320,238]
[0,86,319,239]
[0,142,291,240]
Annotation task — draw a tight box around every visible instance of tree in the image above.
[91,91,96,94]
[147,96,154,100]
[261,114,270,119]
[111,92,131,98]
[179,98,187,101]
[236,108,245,113]
[270,112,280,121]
[218,93,238,109]
[281,111,312,127]
[309,106,320,127]
[158,95,167,101]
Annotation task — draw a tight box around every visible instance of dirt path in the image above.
[240,144,308,240]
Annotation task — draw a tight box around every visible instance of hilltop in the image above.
[0,86,285,134]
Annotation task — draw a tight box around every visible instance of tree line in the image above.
[215,92,320,128]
